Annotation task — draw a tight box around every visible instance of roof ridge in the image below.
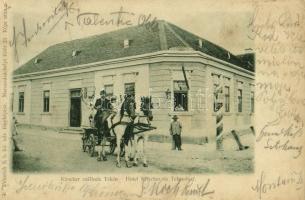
[45,20,162,51]
[14,20,254,75]
[157,20,168,50]
[163,22,190,48]
[165,22,251,70]
[48,24,141,48]
[166,22,236,55]
[14,22,160,71]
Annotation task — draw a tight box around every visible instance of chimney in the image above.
[34,58,41,64]
[244,48,253,54]
[72,50,80,57]
[124,39,130,48]
[198,39,203,48]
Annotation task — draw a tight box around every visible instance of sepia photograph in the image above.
[2,0,305,200]
[10,2,255,174]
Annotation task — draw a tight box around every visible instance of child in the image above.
[107,95,119,129]
[169,115,183,151]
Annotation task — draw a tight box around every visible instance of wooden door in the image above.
[70,89,81,127]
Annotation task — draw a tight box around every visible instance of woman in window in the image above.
[175,104,185,111]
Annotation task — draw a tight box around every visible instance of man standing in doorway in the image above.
[169,115,183,151]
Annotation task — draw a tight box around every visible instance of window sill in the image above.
[16,112,25,115]
[210,112,254,116]
[41,112,52,115]
[212,112,233,116]
[169,111,193,116]
[223,112,233,116]
[235,113,254,116]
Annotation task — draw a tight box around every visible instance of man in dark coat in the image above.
[94,89,112,144]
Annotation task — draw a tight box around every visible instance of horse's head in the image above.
[121,96,136,120]
[140,96,153,121]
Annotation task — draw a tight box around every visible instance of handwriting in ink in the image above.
[9,0,79,62]
[251,171,303,200]
[138,179,214,198]
[76,6,157,27]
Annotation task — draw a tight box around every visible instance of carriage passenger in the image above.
[107,95,119,128]
[94,89,113,144]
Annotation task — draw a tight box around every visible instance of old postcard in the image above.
[0,0,304,199]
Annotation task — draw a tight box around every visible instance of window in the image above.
[173,80,188,111]
[212,74,221,112]
[124,83,135,97]
[224,86,230,112]
[213,83,219,112]
[251,91,254,113]
[71,89,81,98]
[43,90,50,112]
[104,84,114,97]
[238,89,243,112]
[18,92,24,112]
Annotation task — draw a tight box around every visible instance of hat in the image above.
[125,92,134,98]
[172,115,179,119]
[110,96,117,101]
[100,89,106,95]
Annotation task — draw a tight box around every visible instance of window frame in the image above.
[124,82,135,97]
[250,91,254,113]
[212,73,221,113]
[237,89,243,113]
[18,92,25,113]
[173,80,189,112]
[43,90,50,113]
[213,83,219,112]
[224,86,230,112]
[104,84,114,97]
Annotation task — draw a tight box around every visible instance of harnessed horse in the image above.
[95,97,153,167]
[130,96,154,167]
[94,95,136,164]
[111,96,137,167]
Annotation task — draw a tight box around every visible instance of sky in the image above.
[8,0,254,69]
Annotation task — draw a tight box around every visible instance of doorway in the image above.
[70,89,81,127]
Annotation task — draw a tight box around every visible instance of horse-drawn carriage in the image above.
[81,127,117,157]
[81,93,156,167]
[81,122,156,157]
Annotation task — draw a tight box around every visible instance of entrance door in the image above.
[70,89,81,127]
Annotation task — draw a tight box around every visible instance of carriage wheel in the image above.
[108,138,116,155]
[90,145,95,157]
[82,144,86,152]
[88,135,96,157]
[82,137,86,152]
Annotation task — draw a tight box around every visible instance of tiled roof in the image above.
[14,20,254,75]
[236,52,255,72]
